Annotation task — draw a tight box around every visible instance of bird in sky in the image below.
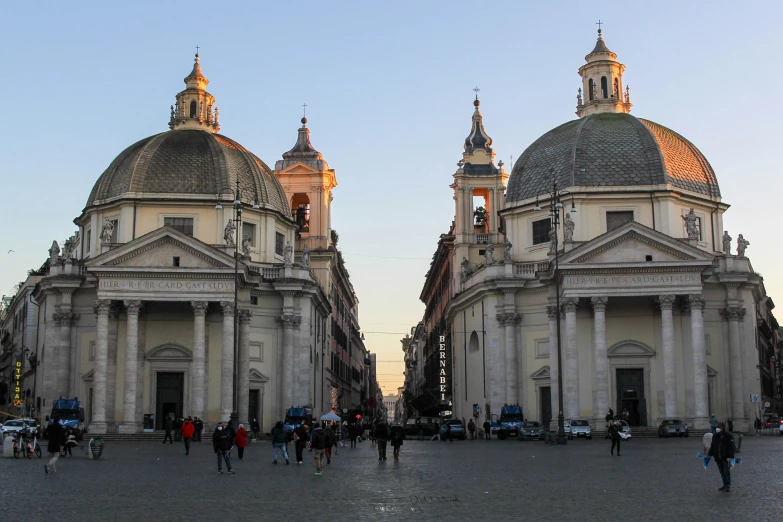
[7,250,13,254]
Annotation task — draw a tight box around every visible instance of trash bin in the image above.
[88,437,104,459]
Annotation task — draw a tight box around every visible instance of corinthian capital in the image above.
[220,301,235,316]
[123,300,143,315]
[496,312,521,326]
[657,295,676,311]
[687,295,705,311]
[277,314,301,328]
[239,309,253,324]
[93,299,112,316]
[546,305,560,318]
[191,301,209,316]
[721,306,746,321]
[562,298,579,313]
[590,296,608,313]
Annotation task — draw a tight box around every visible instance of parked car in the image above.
[1,419,28,438]
[658,419,689,438]
[518,421,546,440]
[402,417,440,438]
[569,419,592,439]
[439,419,466,440]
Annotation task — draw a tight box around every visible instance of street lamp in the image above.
[230,179,242,430]
[23,347,38,417]
[534,170,577,445]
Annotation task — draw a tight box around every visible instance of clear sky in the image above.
[1,1,781,395]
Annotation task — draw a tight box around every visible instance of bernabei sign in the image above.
[439,335,448,401]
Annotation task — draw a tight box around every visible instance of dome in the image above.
[506,113,720,202]
[86,130,290,215]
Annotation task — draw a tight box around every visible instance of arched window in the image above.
[601,76,608,99]
[613,78,620,99]
[588,79,594,101]
[190,100,197,118]
[468,331,479,353]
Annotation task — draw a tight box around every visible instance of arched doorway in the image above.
[608,340,655,427]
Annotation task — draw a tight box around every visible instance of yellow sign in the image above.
[13,361,22,407]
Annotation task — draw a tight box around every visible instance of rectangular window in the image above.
[242,222,256,247]
[696,217,703,241]
[89,341,96,361]
[86,229,92,255]
[250,296,258,305]
[250,342,263,361]
[532,218,551,245]
[606,211,634,231]
[164,217,194,236]
[109,219,119,243]
[275,232,284,256]
[172,256,180,267]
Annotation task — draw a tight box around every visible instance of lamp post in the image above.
[534,171,577,445]
[24,347,38,417]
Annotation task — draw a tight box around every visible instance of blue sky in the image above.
[1,1,781,394]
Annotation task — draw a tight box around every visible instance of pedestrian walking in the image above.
[444,422,453,443]
[608,419,622,456]
[212,422,234,474]
[467,419,476,440]
[390,424,404,460]
[605,408,614,433]
[349,423,359,448]
[181,418,195,456]
[707,422,735,492]
[727,418,734,433]
[709,415,718,434]
[63,429,78,457]
[271,421,290,464]
[194,417,203,442]
[416,419,423,441]
[294,425,308,464]
[235,424,248,459]
[310,424,327,476]
[173,417,183,442]
[251,418,260,440]
[44,418,62,474]
[375,420,389,460]
[324,423,337,464]
[162,415,174,444]
[483,419,491,440]
[754,416,762,435]
[336,421,344,449]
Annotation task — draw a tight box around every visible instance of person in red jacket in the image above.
[235,424,248,460]
[181,418,195,456]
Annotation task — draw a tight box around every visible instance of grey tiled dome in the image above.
[506,113,720,202]
[86,130,289,215]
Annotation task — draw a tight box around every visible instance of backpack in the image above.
[312,429,327,449]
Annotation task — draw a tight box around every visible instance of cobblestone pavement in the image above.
[1,435,781,521]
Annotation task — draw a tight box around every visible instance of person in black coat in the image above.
[390,425,404,460]
[162,415,173,444]
[374,421,389,460]
[608,419,622,456]
[707,422,735,492]
[212,422,234,474]
[45,418,62,474]
[193,417,204,442]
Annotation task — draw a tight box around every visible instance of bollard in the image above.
[89,437,105,459]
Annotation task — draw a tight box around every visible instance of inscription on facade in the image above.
[564,273,699,287]
[98,279,234,292]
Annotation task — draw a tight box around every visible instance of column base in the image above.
[691,416,710,431]
[118,422,142,434]
[89,421,108,434]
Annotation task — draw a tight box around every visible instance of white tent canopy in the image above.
[320,412,341,421]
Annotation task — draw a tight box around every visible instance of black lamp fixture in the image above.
[533,168,577,445]
[229,179,243,430]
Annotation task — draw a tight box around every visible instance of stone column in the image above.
[722,306,746,420]
[658,295,677,418]
[563,298,579,419]
[55,309,79,396]
[688,295,708,428]
[591,297,609,423]
[90,300,111,434]
[547,305,560,430]
[238,309,252,426]
[119,300,142,433]
[105,306,119,429]
[220,302,235,422]
[191,301,208,422]
[278,314,300,412]
[498,312,520,404]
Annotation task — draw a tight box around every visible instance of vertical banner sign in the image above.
[439,335,448,401]
[13,361,23,407]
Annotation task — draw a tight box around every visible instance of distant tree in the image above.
[331,229,339,246]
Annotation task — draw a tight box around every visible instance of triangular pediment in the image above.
[559,221,714,266]
[249,369,269,383]
[86,226,236,270]
[530,366,551,380]
[278,162,319,175]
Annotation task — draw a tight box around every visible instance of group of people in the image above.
[465,419,492,440]
[42,417,79,474]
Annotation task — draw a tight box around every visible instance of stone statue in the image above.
[577,87,583,105]
[484,242,495,265]
[301,244,311,269]
[170,105,175,120]
[682,208,699,239]
[100,218,114,245]
[49,240,60,258]
[62,237,73,260]
[284,242,293,267]
[214,107,219,123]
[563,213,575,242]
[722,231,732,255]
[548,227,557,254]
[736,234,750,257]
[223,219,235,245]
[460,257,469,280]
[241,234,251,257]
[504,238,512,262]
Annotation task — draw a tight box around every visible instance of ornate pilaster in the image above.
[657,295,677,418]
[191,301,208,422]
[687,295,708,428]
[546,305,560,429]
[721,306,747,421]
[562,297,579,419]
[220,301,235,422]
[54,309,80,397]
[497,312,521,404]
[90,300,112,434]
[119,300,142,433]
[591,297,609,424]
[238,309,252,426]
[278,314,301,413]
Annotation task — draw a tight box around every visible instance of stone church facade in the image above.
[24,53,367,434]
[406,30,780,433]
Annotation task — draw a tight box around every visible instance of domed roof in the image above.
[506,113,720,202]
[86,130,289,215]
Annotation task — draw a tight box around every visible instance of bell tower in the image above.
[452,92,508,277]
[575,26,633,118]
[274,115,337,286]
[169,52,220,132]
